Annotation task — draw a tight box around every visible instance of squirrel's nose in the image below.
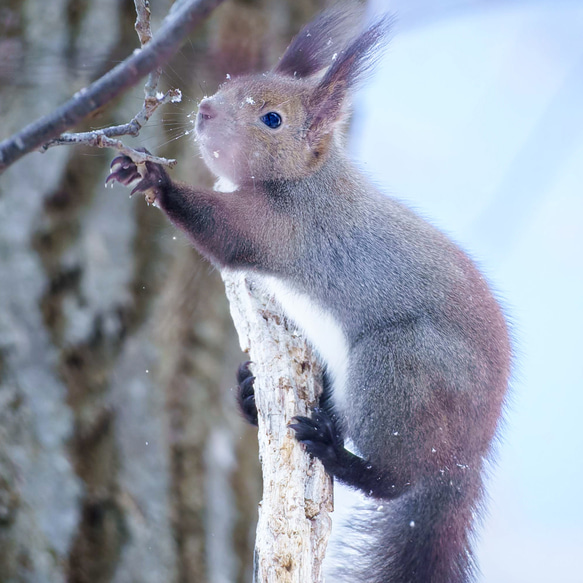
[198,99,216,121]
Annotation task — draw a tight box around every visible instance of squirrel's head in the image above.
[195,7,390,185]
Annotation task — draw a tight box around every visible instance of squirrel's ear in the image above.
[274,4,362,78]
[306,17,391,148]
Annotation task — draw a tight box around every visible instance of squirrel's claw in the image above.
[106,150,167,206]
[131,179,150,198]
[106,155,140,188]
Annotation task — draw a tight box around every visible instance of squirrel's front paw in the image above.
[106,154,168,205]
[236,361,258,426]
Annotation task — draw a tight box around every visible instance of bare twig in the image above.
[51,133,176,169]
[133,0,163,99]
[41,88,182,167]
[134,0,154,47]
[0,0,225,173]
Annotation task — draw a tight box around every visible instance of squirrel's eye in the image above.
[261,112,282,129]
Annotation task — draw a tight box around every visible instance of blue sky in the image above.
[353,2,583,580]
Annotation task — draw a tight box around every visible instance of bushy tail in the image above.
[330,473,484,583]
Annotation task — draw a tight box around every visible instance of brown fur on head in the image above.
[194,6,391,185]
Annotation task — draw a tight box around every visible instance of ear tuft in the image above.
[307,15,393,142]
[274,4,363,78]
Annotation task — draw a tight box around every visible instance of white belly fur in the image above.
[256,274,350,412]
[255,275,358,580]
[212,176,350,413]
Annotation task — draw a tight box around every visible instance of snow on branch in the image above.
[0,0,225,173]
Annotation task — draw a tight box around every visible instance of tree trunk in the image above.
[223,273,333,583]
[1,0,329,582]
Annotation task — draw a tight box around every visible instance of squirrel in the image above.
[107,6,511,582]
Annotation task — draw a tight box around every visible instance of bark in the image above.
[0,0,329,581]
[223,273,333,583]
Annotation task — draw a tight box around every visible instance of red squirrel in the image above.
[107,6,511,582]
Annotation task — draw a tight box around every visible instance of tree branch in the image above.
[0,0,225,173]
[40,88,182,168]
[222,271,333,583]
[135,0,163,103]
[40,0,182,166]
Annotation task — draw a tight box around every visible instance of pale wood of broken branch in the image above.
[223,272,333,583]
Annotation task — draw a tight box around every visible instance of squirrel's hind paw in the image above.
[289,407,342,466]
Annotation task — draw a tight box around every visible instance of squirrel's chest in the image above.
[255,274,350,411]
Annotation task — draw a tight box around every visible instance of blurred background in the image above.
[356,1,583,581]
[0,0,581,582]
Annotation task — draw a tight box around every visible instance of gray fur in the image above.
[108,8,511,582]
